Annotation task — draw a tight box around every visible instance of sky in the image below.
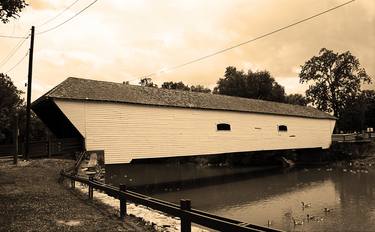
[0,0,374,101]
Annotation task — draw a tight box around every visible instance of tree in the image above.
[363,90,375,130]
[285,94,308,106]
[299,48,371,117]
[161,81,190,91]
[191,85,211,93]
[0,73,23,143]
[338,90,375,132]
[214,66,286,102]
[0,73,48,144]
[139,78,157,88]
[0,0,27,23]
[161,81,212,93]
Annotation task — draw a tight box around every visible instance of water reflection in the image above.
[150,166,375,231]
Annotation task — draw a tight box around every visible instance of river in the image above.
[148,162,375,231]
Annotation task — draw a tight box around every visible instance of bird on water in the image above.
[301,201,311,209]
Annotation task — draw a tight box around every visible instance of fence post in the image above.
[180,199,191,232]
[13,115,19,165]
[47,131,52,158]
[71,179,75,189]
[119,184,127,219]
[88,176,94,200]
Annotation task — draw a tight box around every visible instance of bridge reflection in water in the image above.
[148,166,375,231]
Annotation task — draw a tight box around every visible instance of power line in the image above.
[0,34,30,68]
[4,51,29,74]
[0,34,28,39]
[37,0,99,35]
[137,0,355,79]
[38,0,81,27]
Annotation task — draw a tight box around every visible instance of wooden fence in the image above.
[0,138,82,158]
[60,171,282,232]
[332,132,375,143]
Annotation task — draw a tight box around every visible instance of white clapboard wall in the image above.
[55,99,336,164]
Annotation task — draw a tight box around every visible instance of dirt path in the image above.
[0,159,155,232]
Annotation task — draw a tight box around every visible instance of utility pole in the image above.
[25,26,35,160]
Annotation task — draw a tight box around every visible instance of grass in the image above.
[0,158,155,232]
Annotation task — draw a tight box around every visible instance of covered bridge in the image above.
[32,77,336,165]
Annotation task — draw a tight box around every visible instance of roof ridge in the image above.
[44,77,73,97]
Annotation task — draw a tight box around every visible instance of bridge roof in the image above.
[33,77,336,120]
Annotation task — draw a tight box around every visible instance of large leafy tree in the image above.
[338,90,375,132]
[214,66,286,102]
[0,73,23,143]
[0,73,48,144]
[299,48,371,117]
[0,0,27,23]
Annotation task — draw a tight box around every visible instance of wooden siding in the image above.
[55,99,336,164]
[56,100,86,137]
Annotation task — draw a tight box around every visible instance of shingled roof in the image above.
[34,77,336,120]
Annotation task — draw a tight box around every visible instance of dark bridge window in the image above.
[278,125,288,132]
[217,123,231,131]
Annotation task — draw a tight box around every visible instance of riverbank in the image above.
[0,158,154,232]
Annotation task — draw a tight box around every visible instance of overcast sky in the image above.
[0,0,374,100]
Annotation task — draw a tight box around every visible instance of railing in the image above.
[332,132,375,143]
[0,144,15,156]
[60,171,283,232]
[0,138,82,158]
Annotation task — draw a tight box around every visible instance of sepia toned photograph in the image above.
[0,0,374,231]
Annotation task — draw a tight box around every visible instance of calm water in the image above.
[150,163,375,231]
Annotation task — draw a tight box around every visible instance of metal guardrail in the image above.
[60,171,283,232]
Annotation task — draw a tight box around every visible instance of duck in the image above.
[306,214,315,221]
[301,201,312,208]
[292,217,304,226]
[323,207,333,213]
[267,220,273,227]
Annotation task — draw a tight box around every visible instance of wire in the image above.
[38,0,81,27]
[0,34,30,68]
[0,34,28,39]
[37,0,99,35]
[4,51,29,74]
[137,0,355,79]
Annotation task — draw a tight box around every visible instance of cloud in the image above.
[275,77,308,95]
[27,0,57,10]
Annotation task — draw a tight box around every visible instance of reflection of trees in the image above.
[153,168,330,210]
[332,170,375,227]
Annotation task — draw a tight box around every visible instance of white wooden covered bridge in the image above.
[32,77,336,166]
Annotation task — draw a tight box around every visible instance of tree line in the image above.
[139,67,308,106]
[137,48,373,133]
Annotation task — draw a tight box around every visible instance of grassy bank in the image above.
[0,158,154,232]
